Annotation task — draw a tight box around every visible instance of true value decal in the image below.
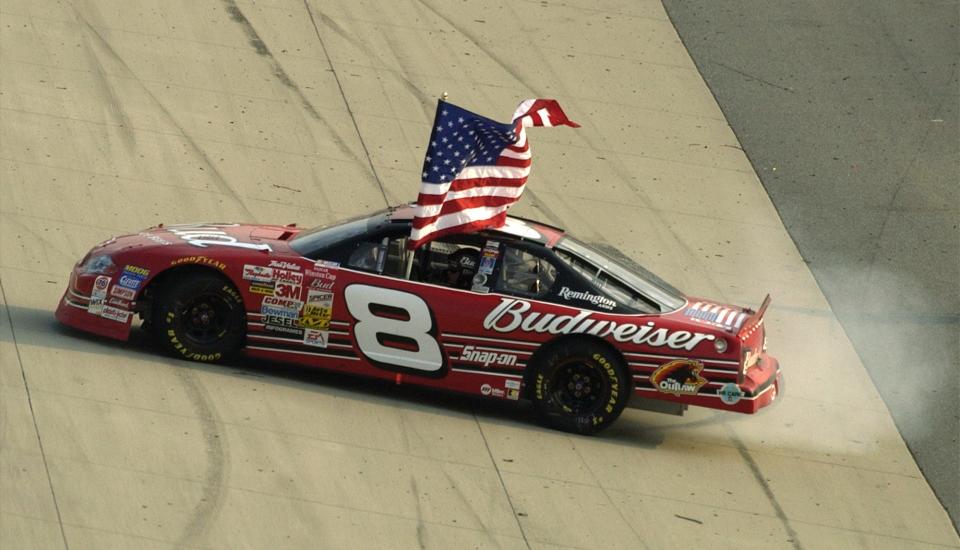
[165,224,271,251]
[483,298,716,351]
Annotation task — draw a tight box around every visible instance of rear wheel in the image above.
[152,272,245,363]
[530,339,631,435]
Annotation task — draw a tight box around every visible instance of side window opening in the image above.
[497,247,557,296]
[554,248,660,313]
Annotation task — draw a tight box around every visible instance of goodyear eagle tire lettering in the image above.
[530,339,631,435]
[153,271,245,363]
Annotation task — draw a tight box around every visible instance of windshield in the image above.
[555,236,686,312]
[289,210,393,257]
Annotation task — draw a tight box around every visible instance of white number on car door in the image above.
[344,284,445,375]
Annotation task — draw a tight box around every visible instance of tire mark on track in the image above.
[68,4,259,222]
[303,0,390,206]
[79,33,137,152]
[174,368,230,547]
[725,426,803,549]
[221,0,360,165]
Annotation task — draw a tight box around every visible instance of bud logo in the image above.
[650,359,708,396]
[459,346,518,367]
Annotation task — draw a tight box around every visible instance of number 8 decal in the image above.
[345,284,445,374]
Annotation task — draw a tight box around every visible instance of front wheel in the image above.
[530,339,631,435]
[152,272,245,363]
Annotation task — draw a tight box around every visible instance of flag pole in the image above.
[406,90,449,280]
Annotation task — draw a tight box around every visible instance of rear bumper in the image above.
[633,354,782,414]
[54,272,133,341]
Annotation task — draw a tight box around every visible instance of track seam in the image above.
[302,0,391,207]
[473,414,532,549]
[1,279,71,550]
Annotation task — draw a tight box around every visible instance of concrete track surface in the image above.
[661,0,960,528]
[1,1,956,549]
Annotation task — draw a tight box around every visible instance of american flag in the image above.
[408,99,579,248]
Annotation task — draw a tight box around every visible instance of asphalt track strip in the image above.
[301,0,390,207]
[1,279,70,550]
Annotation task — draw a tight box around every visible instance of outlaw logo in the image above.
[650,359,708,396]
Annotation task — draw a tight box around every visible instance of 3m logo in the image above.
[274,282,301,300]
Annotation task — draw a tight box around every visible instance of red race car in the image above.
[56,205,781,434]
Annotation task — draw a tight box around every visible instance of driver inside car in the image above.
[432,248,480,289]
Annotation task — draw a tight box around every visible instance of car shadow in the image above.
[4,303,692,448]
[1,305,548,434]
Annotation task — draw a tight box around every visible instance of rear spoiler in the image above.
[737,294,771,340]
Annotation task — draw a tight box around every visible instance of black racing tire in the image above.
[530,339,631,435]
[152,271,245,363]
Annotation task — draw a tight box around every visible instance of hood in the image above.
[89,223,301,257]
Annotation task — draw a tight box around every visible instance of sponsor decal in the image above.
[262,296,302,310]
[479,382,506,398]
[107,296,131,309]
[301,290,333,331]
[505,379,521,390]
[718,383,744,405]
[269,260,301,271]
[118,265,149,291]
[171,255,226,270]
[87,298,105,315]
[684,301,747,329]
[558,286,616,311]
[165,224,271,251]
[274,282,302,300]
[274,270,303,285]
[306,260,339,280]
[483,299,716,351]
[650,359,708,396]
[303,328,328,348]
[507,388,520,400]
[242,265,274,282]
[479,241,499,275]
[264,318,304,337]
[92,275,111,299]
[138,232,173,246]
[110,285,136,300]
[249,283,274,296]
[261,305,299,320]
[100,305,131,323]
[459,345,517,367]
[309,278,335,291]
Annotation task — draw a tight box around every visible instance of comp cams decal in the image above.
[483,298,716,351]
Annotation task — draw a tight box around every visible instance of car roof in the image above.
[389,204,566,246]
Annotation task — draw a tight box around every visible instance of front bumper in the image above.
[55,271,133,341]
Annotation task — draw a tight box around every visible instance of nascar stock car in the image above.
[56,205,782,434]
